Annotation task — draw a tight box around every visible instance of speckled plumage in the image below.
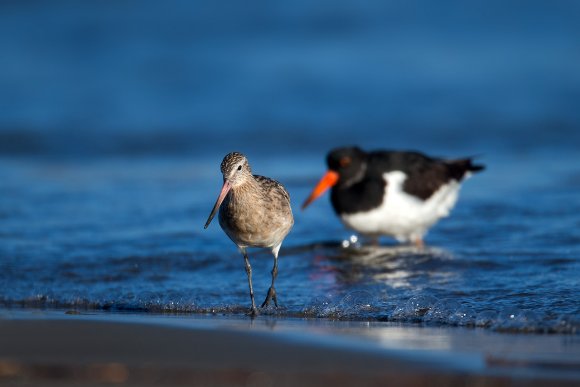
[204,152,293,316]
[219,174,293,249]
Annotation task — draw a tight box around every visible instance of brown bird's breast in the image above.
[218,177,293,249]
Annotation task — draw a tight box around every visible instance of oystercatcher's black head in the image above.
[326,147,368,186]
[302,146,368,209]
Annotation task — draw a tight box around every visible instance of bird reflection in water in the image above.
[308,238,456,290]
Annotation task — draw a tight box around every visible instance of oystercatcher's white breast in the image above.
[340,171,462,243]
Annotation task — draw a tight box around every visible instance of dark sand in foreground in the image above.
[0,311,578,386]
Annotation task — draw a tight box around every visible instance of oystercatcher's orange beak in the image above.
[301,170,339,210]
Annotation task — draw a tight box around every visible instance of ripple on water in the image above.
[1,154,579,335]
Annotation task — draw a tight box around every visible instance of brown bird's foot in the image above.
[246,306,259,317]
[261,286,278,308]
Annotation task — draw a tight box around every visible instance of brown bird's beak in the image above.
[301,170,339,209]
[204,180,232,229]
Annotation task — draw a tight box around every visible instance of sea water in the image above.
[0,0,578,334]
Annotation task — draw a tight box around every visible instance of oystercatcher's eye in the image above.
[339,157,351,167]
[237,165,242,171]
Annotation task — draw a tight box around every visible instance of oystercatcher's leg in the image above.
[414,238,425,249]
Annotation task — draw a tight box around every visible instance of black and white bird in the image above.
[302,146,484,247]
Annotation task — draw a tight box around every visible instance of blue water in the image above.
[0,1,579,334]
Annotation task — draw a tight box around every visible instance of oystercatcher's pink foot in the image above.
[414,238,425,250]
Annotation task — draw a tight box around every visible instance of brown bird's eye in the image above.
[237,165,242,171]
[339,157,351,167]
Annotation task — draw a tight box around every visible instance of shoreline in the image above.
[1,310,579,386]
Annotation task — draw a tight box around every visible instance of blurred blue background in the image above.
[1,0,579,157]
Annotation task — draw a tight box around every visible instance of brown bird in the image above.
[204,152,294,316]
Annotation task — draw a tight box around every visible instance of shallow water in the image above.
[1,151,578,333]
[0,1,579,334]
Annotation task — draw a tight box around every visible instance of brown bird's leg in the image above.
[262,244,280,308]
[241,248,258,316]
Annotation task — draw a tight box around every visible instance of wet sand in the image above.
[0,311,578,386]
